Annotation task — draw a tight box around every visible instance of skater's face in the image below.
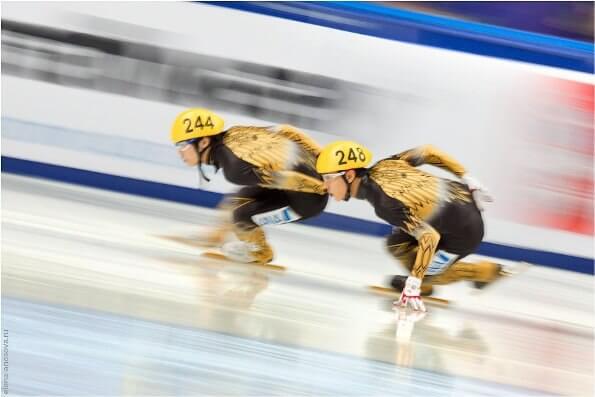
[177,140,199,166]
[323,172,350,201]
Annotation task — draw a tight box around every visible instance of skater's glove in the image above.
[461,174,493,211]
[396,276,426,312]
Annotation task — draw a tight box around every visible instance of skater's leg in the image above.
[286,190,329,221]
[200,187,265,247]
[424,260,501,286]
[225,187,289,264]
[224,189,328,263]
[385,231,434,295]
[421,199,492,287]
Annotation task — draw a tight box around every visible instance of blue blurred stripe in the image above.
[3,156,593,275]
[201,1,594,73]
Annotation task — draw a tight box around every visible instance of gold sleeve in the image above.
[269,125,322,157]
[393,145,466,178]
[257,169,327,195]
[402,217,441,280]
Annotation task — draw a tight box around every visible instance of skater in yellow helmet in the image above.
[171,108,328,264]
[317,141,501,312]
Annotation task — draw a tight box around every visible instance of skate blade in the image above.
[501,261,532,277]
[368,285,449,305]
[202,251,286,272]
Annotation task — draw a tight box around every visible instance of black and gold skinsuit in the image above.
[355,145,499,288]
[207,125,328,263]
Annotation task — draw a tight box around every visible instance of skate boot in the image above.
[390,275,434,296]
[225,226,274,264]
[473,263,502,289]
[473,262,529,289]
[221,241,273,264]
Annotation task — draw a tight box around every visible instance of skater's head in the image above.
[178,140,199,166]
[175,137,211,167]
[316,141,371,202]
[171,108,225,180]
[171,108,225,164]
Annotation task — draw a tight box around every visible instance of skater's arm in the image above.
[256,169,327,195]
[392,145,466,178]
[405,219,441,280]
[374,197,440,280]
[268,125,322,157]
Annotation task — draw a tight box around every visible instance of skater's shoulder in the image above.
[222,126,283,147]
[368,158,415,176]
[224,125,270,136]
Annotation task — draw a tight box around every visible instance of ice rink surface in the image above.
[2,174,593,396]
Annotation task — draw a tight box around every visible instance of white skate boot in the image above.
[221,241,273,264]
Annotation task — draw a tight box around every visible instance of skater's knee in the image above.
[386,241,414,257]
[233,219,257,234]
[288,192,329,220]
[386,229,415,245]
[385,235,417,270]
[386,232,416,255]
[232,206,257,228]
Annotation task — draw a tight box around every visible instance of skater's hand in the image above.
[462,174,493,211]
[395,276,426,312]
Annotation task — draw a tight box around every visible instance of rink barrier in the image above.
[3,156,593,275]
[204,1,594,73]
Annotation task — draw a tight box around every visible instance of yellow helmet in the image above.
[170,108,225,144]
[316,141,372,174]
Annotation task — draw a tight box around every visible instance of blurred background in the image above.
[2,2,593,396]
[384,1,594,41]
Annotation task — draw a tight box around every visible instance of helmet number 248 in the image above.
[184,116,215,133]
[335,148,366,165]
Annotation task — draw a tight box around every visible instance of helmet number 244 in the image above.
[184,116,215,133]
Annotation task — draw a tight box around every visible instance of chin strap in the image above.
[196,141,212,183]
[342,173,352,201]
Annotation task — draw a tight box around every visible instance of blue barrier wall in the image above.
[3,156,592,275]
[205,1,594,73]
